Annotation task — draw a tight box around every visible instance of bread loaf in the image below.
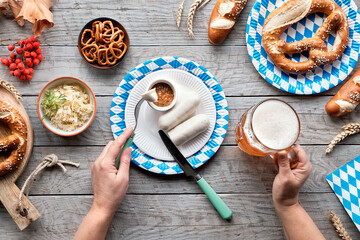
[208,0,248,45]
[325,68,360,117]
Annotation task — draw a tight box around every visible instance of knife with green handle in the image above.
[159,130,232,220]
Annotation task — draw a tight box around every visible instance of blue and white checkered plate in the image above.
[110,57,229,175]
[246,0,360,95]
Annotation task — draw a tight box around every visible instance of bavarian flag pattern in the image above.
[110,57,229,175]
[246,0,360,94]
[327,155,360,231]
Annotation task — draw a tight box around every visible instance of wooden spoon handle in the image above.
[0,179,40,230]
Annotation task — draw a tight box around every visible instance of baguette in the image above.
[208,0,248,45]
[325,68,360,117]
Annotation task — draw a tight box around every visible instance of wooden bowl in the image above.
[77,17,130,69]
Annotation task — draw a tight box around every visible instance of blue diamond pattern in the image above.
[110,57,228,175]
[246,0,360,94]
[327,155,360,231]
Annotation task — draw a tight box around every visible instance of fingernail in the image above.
[278,151,287,160]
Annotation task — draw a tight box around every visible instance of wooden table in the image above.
[1,0,360,239]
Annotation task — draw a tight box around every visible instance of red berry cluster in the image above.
[1,36,43,81]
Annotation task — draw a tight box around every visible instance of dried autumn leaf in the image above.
[8,0,24,26]
[0,0,7,14]
[14,0,54,36]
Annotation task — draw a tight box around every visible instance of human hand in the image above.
[272,145,312,210]
[91,127,133,217]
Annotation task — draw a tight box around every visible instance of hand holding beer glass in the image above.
[235,99,300,168]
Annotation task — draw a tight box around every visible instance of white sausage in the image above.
[141,88,158,102]
[168,114,210,146]
[158,91,200,131]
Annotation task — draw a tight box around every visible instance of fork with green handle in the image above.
[115,99,144,170]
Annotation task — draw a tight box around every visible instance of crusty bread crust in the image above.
[0,100,27,175]
[208,0,248,45]
[326,68,360,117]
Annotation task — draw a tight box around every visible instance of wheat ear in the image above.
[0,78,22,101]
[187,0,203,38]
[329,210,352,240]
[326,123,360,154]
[198,0,211,9]
[177,0,185,28]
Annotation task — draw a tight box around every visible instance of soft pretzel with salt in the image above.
[0,100,27,175]
[262,0,349,74]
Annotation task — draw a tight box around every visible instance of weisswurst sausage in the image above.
[158,91,200,131]
[168,114,210,146]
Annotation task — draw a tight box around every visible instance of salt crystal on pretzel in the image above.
[262,0,349,74]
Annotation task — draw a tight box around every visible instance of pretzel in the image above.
[80,20,128,66]
[81,44,99,63]
[0,100,27,175]
[262,0,349,74]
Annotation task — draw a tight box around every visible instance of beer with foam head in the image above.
[236,99,300,156]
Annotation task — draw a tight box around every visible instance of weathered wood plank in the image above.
[14,145,357,195]
[0,45,358,97]
[0,193,359,239]
[18,96,360,146]
[0,0,253,46]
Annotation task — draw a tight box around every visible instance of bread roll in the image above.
[325,68,360,117]
[158,91,200,131]
[168,114,210,146]
[208,0,248,45]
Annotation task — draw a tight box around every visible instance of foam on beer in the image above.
[252,100,299,150]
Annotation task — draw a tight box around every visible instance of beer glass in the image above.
[235,99,300,167]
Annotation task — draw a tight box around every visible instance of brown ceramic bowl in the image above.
[77,17,130,69]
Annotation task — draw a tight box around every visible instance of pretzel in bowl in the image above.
[262,0,349,74]
[0,100,27,175]
[80,20,128,67]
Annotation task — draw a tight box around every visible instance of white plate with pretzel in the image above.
[246,0,360,95]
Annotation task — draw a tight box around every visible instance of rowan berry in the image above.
[13,70,21,77]
[19,75,26,81]
[30,36,37,42]
[8,59,13,64]
[8,44,15,51]
[10,71,14,76]
[24,51,31,58]
[35,48,41,55]
[26,75,32,81]
[26,61,33,68]
[37,54,43,61]
[23,69,30,75]
[25,38,31,44]
[30,52,37,58]
[28,68,34,74]
[15,58,22,64]
[17,62,25,70]
[9,63,17,71]
[25,43,32,51]
[32,42,40,49]
[16,48,23,54]
[18,40,25,47]
[33,58,40,65]
[9,52,16,59]
[1,58,9,66]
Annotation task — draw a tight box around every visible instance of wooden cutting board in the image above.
[0,82,40,230]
